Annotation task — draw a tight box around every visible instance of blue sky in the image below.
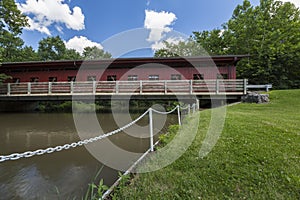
[15,0,297,57]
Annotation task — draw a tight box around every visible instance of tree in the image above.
[155,0,300,88]
[154,38,208,57]
[20,46,40,61]
[224,0,300,88]
[64,48,82,60]
[0,0,28,82]
[38,36,67,61]
[82,46,112,60]
[154,30,227,58]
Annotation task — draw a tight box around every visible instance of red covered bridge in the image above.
[0,55,248,101]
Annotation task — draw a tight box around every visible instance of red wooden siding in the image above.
[0,56,247,83]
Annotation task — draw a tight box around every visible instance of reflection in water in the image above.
[0,113,176,199]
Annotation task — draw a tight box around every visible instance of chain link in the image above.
[0,104,192,163]
[0,109,152,163]
[151,105,178,115]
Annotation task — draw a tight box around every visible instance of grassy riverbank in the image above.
[113,90,300,199]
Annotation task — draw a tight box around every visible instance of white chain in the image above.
[0,109,150,163]
[0,104,196,163]
[151,105,178,115]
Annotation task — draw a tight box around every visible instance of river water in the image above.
[0,112,177,199]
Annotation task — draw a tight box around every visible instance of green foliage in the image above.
[0,0,29,62]
[82,46,112,60]
[154,38,208,57]
[112,89,300,199]
[158,125,179,147]
[37,36,83,61]
[225,0,300,88]
[83,165,108,200]
[0,0,28,35]
[155,0,300,89]
[0,73,11,83]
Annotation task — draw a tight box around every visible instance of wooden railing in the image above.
[0,79,248,96]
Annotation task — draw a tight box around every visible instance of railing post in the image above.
[216,79,219,94]
[196,99,200,110]
[48,82,52,94]
[188,104,191,115]
[190,80,193,94]
[27,82,31,95]
[243,79,247,94]
[70,81,74,94]
[93,81,96,94]
[140,80,143,94]
[149,108,154,152]
[7,83,10,96]
[115,81,119,94]
[177,105,181,126]
[192,104,196,113]
[164,81,167,94]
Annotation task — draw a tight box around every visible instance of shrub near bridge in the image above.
[113,90,300,199]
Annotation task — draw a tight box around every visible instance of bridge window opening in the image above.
[193,74,204,80]
[87,76,97,81]
[222,73,228,79]
[148,75,159,81]
[12,78,20,83]
[107,75,117,81]
[49,77,57,82]
[171,74,181,80]
[30,77,39,82]
[128,75,138,81]
[68,76,76,82]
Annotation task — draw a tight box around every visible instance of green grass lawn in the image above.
[113,90,300,199]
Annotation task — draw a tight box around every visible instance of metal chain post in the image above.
[149,108,154,152]
[177,105,181,126]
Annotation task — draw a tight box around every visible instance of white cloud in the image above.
[18,0,85,35]
[151,37,185,50]
[65,36,103,54]
[144,10,177,42]
[26,17,51,35]
[281,0,300,8]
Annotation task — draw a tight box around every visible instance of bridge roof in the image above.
[0,55,249,70]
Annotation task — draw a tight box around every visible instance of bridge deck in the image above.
[0,79,247,100]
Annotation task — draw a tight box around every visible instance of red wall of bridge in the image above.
[3,66,236,83]
[0,57,242,83]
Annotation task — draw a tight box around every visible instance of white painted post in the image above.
[149,108,154,152]
[93,81,96,94]
[243,79,247,94]
[190,80,193,94]
[177,105,181,126]
[216,79,219,94]
[70,81,74,94]
[188,104,191,115]
[48,82,52,94]
[7,83,10,96]
[140,80,143,94]
[27,82,31,95]
[192,104,196,113]
[196,99,200,110]
[164,80,167,94]
[115,81,119,94]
